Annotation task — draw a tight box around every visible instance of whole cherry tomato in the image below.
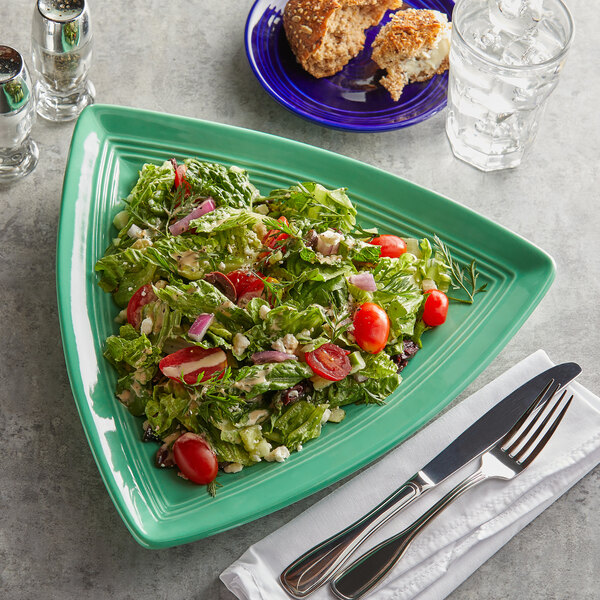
[422,290,449,327]
[159,347,227,385]
[173,432,218,485]
[126,284,157,329]
[369,235,407,258]
[353,302,390,354]
[305,343,351,381]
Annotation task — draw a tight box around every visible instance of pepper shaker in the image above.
[31,0,95,122]
[0,46,39,183]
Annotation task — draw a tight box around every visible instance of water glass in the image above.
[31,0,95,122]
[446,0,574,171]
[0,46,39,183]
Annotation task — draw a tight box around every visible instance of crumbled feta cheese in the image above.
[283,334,298,352]
[422,279,437,292]
[114,308,128,324]
[296,444,303,452]
[320,229,344,246]
[224,463,244,474]
[321,409,332,424]
[259,304,271,320]
[265,446,291,463]
[127,224,144,239]
[233,333,251,356]
[272,334,298,354]
[140,317,153,336]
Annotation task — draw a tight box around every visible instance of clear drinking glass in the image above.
[31,0,95,122]
[0,46,39,183]
[446,0,574,171]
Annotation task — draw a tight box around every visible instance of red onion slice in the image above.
[251,351,297,365]
[349,272,377,292]
[188,313,214,342]
[168,197,216,235]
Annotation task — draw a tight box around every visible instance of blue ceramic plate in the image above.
[245,0,453,131]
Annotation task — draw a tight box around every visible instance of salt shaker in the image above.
[31,0,95,122]
[0,46,39,183]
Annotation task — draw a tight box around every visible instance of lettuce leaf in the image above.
[268,401,330,448]
[258,182,356,233]
[233,362,314,397]
[183,160,259,210]
[154,280,253,332]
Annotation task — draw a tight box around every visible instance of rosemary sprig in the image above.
[177,368,246,424]
[207,479,222,497]
[374,262,419,297]
[322,305,352,344]
[433,235,487,304]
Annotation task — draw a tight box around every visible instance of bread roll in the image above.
[371,9,451,101]
[283,0,402,79]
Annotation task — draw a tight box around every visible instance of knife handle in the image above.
[279,470,435,598]
[330,468,489,600]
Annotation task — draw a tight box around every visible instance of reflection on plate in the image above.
[57,104,554,548]
[245,0,454,131]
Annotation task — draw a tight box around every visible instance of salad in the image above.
[96,158,483,495]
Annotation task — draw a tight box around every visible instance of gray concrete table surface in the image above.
[0,0,598,598]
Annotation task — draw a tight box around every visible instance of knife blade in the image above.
[280,362,581,598]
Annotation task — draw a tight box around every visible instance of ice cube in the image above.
[488,0,543,36]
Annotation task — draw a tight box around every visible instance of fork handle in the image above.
[330,468,489,600]
[279,471,435,598]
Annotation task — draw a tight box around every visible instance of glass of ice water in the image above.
[0,46,39,183]
[31,0,95,122]
[446,0,574,171]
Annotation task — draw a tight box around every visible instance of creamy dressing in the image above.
[234,367,270,393]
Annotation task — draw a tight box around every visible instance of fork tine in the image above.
[518,394,573,467]
[510,389,567,461]
[501,379,556,452]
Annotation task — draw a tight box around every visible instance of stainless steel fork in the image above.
[330,386,574,600]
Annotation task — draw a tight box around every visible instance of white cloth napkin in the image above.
[220,350,600,600]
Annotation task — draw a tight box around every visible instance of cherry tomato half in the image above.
[159,347,227,385]
[305,343,351,381]
[227,270,265,300]
[369,235,407,258]
[127,284,157,329]
[422,290,449,327]
[353,302,390,354]
[263,216,290,248]
[173,432,218,485]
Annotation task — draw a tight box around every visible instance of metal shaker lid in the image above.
[32,0,92,53]
[0,46,32,114]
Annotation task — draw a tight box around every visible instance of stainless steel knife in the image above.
[280,362,581,598]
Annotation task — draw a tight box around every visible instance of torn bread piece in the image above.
[283,0,403,79]
[371,8,451,101]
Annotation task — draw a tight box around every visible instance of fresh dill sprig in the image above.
[433,235,487,304]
